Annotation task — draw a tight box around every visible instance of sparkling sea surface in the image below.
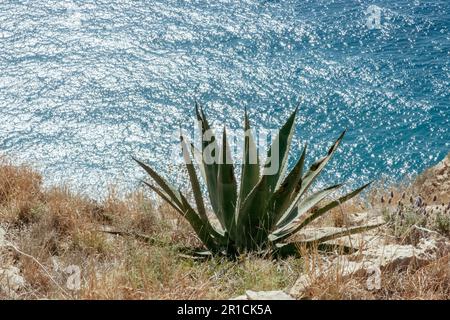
[0,0,449,197]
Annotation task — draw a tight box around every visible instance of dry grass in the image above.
[0,159,449,300]
[299,254,449,300]
[0,160,300,299]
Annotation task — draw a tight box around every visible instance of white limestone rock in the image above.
[231,290,295,300]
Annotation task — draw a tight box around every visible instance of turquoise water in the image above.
[0,0,449,196]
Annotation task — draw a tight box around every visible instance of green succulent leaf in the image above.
[216,128,238,239]
[288,184,342,226]
[178,192,222,252]
[298,182,372,229]
[238,109,260,210]
[270,184,342,241]
[301,222,384,244]
[190,143,207,186]
[271,182,372,242]
[235,108,299,248]
[141,181,216,249]
[180,135,207,222]
[274,223,383,257]
[142,181,226,251]
[133,157,184,209]
[267,144,307,229]
[274,130,346,228]
[236,176,270,250]
[142,181,183,214]
[262,106,298,192]
[195,103,221,220]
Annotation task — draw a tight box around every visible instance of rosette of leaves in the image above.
[135,104,382,257]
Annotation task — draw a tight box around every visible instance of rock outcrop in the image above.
[289,232,450,297]
[0,226,27,298]
[415,152,450,202]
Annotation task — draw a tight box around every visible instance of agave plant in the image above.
[134,104,382,257]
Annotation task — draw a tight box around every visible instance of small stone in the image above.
[230,290,295,300]
[0,226,5,247]
[245,290,294,300]
[229,295,247,300]
[0,266,26,298]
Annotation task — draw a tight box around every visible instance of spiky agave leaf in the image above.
[235,108,298,249]
[180,135,207,222]
[265,144,307,233]
[270,182,372,242]
[236,174,270,250]
[216,128,238,239]
[141,181,221,252]
[302,223,384,244]
[262,107,298,192]
[133,157,184,209]
[237,109,260,210]
[273,222,384,257]
[267,183,342,243]
[274,130,346,230]
[195,103,222,226]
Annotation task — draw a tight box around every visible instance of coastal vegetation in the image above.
[0,152,448,299]
[134,105,382,257]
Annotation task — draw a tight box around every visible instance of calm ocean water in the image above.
[0,0,449,197]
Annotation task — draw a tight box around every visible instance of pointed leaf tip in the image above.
[195,101,203,121]
[294,100,300,113]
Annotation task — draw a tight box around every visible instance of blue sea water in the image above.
[0,0,449,197]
